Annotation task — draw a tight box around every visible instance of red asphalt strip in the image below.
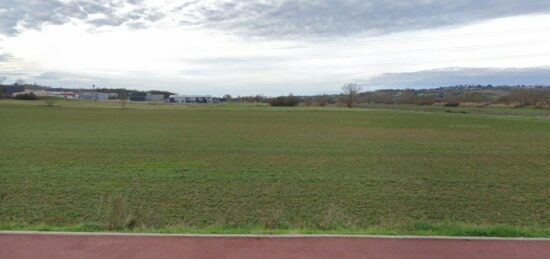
[0,233,549,259]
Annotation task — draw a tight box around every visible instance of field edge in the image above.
[1,222,549,238]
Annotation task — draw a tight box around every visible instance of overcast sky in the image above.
[1,0,550,96]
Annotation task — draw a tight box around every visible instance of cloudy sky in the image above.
[1,0,550,96]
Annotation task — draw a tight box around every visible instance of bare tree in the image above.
[14,79,26,86]
[341,83,362,108]
[120,97,128,109]
[223,94,232,102]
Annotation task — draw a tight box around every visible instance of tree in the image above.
[0,77,5,98]
[341,83,362,108]
[317,95,329,107]
[254,95,265,103]
[118,93,128,109]
[400,89,417,104]
[120,98,128,109]
[14,79,26,86]
[303,97,314,106]
[269,94,300,106]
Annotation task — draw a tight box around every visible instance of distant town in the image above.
[0,83,222,104]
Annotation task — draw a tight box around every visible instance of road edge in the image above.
[1,230,549,241]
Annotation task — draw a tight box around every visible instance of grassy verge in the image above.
[1,222,549,237]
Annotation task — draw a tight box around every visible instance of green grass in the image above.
[1,100,549,237]
[357,103,550,117]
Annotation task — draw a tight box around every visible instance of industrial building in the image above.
[129,92,165,102]
[169,95,219,104]
[79,91,110,101]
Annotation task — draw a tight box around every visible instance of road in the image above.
[1,232,549,259]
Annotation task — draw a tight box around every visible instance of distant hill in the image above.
[288,85,550,108]
[356,85,550,105]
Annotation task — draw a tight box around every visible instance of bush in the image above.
[443,102,461,107]
[106,195,127,230]
[14,93,37,100]
[317,96,329,107]
[269,95,300,106]
[419,101,435,106]
[513,102,531,108]
[303,98,314,106]
[44,98,58,107]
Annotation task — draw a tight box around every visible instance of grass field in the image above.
[1,100,549,236]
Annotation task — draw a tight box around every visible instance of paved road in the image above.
[1,232,549,259]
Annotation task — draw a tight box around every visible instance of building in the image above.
[30,90,50,97]
[0,85,25,97]
[148,94,165,102]
[129,92,147,101]
[129,92,165,102]
[46,91,78,99]
[169,95,219,104]
[79,91,110,101]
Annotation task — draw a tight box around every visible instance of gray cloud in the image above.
[0,52,14,61]
[361,67,550,89]
[175,0,550,38]
[0,0,162,36]
[0,47,22,74]
[2,1,550,38]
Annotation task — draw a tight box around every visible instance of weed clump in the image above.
[106,195,127,230]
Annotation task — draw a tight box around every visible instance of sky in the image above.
[1,0,550,96]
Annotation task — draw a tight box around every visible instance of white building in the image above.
[148,94,165,102]
[169,95,218,104]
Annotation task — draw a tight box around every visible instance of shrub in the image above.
[317,96,329,107]
[514,102,533,108]
[419,101,435,106]
[443,102,461,107]
[303,98,314,106]
[269,95,300,106]
[106,195,127,230]
[15,93,37,100]
[44,98,58,107]
[120,98,127,109]
[261,208,286,229]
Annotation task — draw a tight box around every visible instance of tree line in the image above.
[3,79,549,108]
[240,84,550,108]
